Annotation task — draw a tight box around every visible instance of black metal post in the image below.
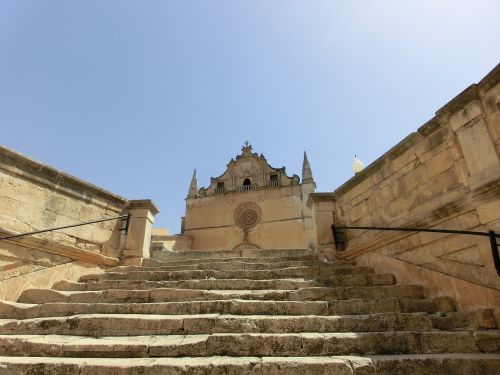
[489,231,500,276]
[332,225,345,251]
[121,212,131,234]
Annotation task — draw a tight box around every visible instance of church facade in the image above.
[182,143,316,250]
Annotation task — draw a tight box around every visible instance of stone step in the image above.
[80,266,375,282]
[53,278,319,292]
[142,255,327,267]
[3,297,434,320]
[56,273,394,292]
[111,260,328,272]
[0,312,432,336]
[17,285,425,304]
[0,331,497,357]
[1,354,499,375]
[323,273,396,287]
[429,309,498,330]
[151,248,313,262]
[369,353,500,375]
[399,296,456,313]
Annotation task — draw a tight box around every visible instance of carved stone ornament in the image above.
[234,202,262,229]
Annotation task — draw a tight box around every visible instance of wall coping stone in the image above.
[306,193,336,208]
[333,63,500,198]
[0,145,127,206]
[333,131,420,197]
[127,199,159,215]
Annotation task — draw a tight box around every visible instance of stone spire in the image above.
[187,169,198,198]
[302,151,314,184]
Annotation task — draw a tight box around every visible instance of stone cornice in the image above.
[0,145,127,207]
[478,63,500,93]
[127,199,159,215]
[435,64,499,116]
[306,193,335,208]
[333,131,421,197]
[435,85,480,118]
[333,63,500,199]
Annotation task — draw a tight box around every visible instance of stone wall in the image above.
[183,144,315,251]
[185,185,313,250]
[310,64,500,314]
[0,145,129,299]
[0,146,129,253]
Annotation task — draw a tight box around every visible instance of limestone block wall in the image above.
[323,64,500,313]
[184,185,313,250]
[0,146,128,253]
[0,145,129,298]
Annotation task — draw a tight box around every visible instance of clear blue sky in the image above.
[1,1,499,233]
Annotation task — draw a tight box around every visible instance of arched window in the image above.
[243,178,251,186]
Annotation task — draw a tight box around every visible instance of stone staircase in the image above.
[0,248,499,374]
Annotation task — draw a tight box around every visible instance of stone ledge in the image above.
[127,199,159,215]
[0,144,127,206]
[306,193,335,208]
[333,131,421,197]
[332,64,500,198]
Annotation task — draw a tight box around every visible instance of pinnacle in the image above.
[302,151,314,184]
[187,169,198,198]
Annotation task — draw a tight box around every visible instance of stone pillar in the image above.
[442,87,500,190]
[123,199,159,265]
[307,193,336,261]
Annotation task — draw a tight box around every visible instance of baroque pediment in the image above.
[196,143,299,197]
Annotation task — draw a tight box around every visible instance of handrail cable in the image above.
[331,224,500,276]
[0,213,131,241]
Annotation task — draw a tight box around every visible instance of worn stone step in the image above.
[60,273,398,292]
[4,309,488,335]
[2,297,420,320]
[151,248,313,262]
[0,331,497,357]
[53,278,319,292]
[80,266,375,283]
[17,285,424,304]
[399,296,456,313]
[370,353,500,375]
[323,273,396,287]
[0,312,432,336]
[0,356,351,375]
[2,354,499,375]
[2,297,438,320]
[430,309,498,330]
[1,354,499,375]
[142,255,328,268]
[111,260,328,272]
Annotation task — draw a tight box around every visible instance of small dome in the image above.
[352,155,364,174]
